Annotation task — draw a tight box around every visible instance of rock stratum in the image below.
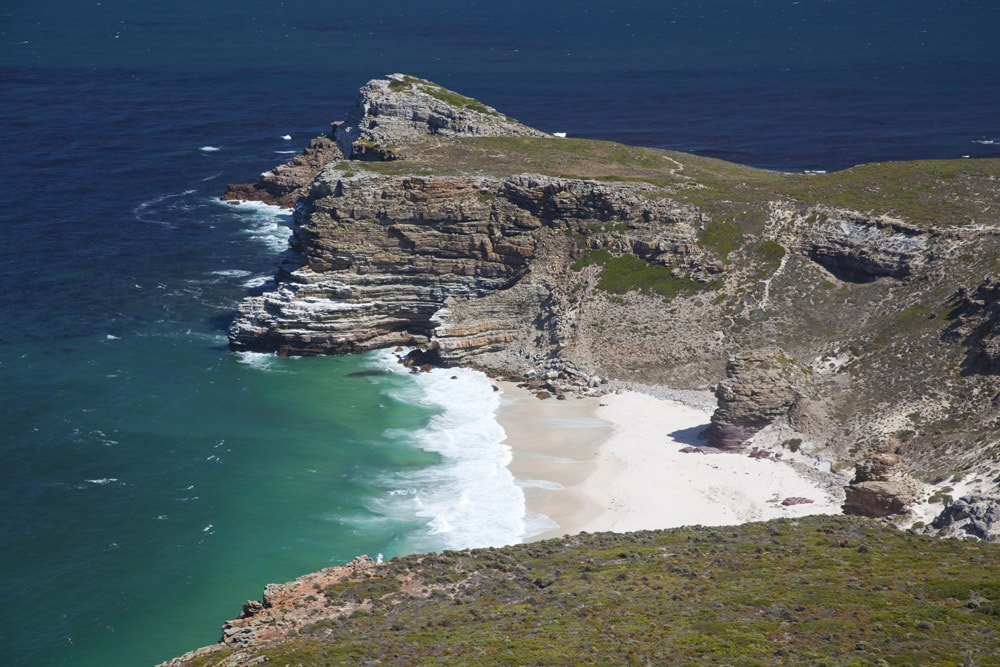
[168,72,1000,661]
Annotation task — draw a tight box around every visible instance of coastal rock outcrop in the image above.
[943,277,1000,374]
[334,73,549,159]
[931,495,1000,540]
[842,453,922,518]
[229,172,532,355]
[221,74,1000,539]
[222,135,343,207]
[804,207,933,281]
[160,555,388,667]
[229,167,701,360]
[703,350,809,450]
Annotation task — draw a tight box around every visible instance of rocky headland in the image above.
[226,75,1000,522]
[166,73,1000,664]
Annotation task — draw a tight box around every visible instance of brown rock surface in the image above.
[843,454,922,518]
[221,134,343,207]
[703,350,809,450]
[158,555,400,667]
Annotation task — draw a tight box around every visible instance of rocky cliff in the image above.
[154,72,1000,666]
[224,74,1000,531]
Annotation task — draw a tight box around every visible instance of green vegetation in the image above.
[780,159,1000,227]
[349,127,1000,234]
[755,239,786,267]
[388,75,498,116]
[783,437,803,453]
[191,516,1000,666]
[572,248,711,298]
[699,219,744,260]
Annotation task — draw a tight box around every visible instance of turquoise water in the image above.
[2,1,999,664]
[0,188,518,665]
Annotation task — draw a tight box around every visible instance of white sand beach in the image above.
[498,382,844,541]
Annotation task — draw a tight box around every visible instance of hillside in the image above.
[164,516,1000,666]
[222,75,1000,534]
[165,75,1000,663]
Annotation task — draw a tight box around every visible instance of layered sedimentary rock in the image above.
[334,74,550,160]
[230,172,535,355]
[804,207,934,281]
[229,168,700,360]
[943,277,1000,374]
[221,135,343,207]
[703,350,809,450]
[222,75,1000,544]
[842,453,922,518]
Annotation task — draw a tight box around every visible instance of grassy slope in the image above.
[185,516,1000,666]
[349,135,1000,230]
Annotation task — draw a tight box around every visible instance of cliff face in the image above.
[229,166,702,370]
[224,74,1000,523]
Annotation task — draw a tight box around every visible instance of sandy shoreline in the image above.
[498,382,844,541]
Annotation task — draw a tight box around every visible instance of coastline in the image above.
[498,382,845,542]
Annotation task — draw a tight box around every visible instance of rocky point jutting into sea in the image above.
[166,74,1000,664]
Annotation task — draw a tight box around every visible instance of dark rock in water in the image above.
[400,347,441,370]
[222,135,343,208]
[346,370,390,378]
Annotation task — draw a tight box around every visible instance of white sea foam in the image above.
[373,350,527,551]
[973,138,998,145]
[274,150,298,154]
[200,146,221,152]
[85,478,119,486]
[212,197,293,251]
[210,269,253,278]
[234,351,290,373]
[133,190,197,227]
[518,479,564,490]
[241,275,274,289]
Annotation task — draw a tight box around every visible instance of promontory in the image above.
[164,74,1000,665]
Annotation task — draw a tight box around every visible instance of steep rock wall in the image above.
[228,170,701,361]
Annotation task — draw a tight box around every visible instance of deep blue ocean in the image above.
[2,1,999,664]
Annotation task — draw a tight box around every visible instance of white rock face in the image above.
[334,74,550,159]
